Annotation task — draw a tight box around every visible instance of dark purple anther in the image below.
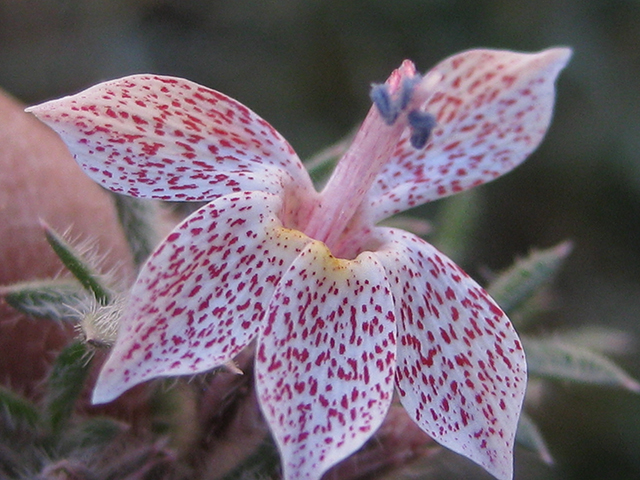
[398,74,423,111]
[408,110,437,149]
[370,84,398,125]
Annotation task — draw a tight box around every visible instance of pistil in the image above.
[302,70,437,254]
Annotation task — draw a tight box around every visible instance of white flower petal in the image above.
[28,75,314,201]
[93,191,311,404]
[256,241,397,480]
[373,227,526,480]
[366,48,571,222]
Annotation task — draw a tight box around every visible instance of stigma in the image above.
[370,73,437,149]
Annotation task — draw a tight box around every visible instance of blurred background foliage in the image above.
[0,0,639,479]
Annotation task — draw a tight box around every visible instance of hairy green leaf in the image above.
[0,387,43,478]
[42,222,112,305]
[45,341,92,433]
[487,241,572,316]
[58,417,128,454]
[552,326,635,356]
[1,279,87,321]
[220,436,280,480]
[516,411,553,465]
[0,386,40,430]
[524,336,640,391]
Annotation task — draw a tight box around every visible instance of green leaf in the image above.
[45,341,92,433]
[58,417,127,454]
[0,386,40,430]
[487,241,572,316]
[523,336,640,392]
[516,411,553,465]
[42,222,112,305]
[1,279,87,321]
[147,381,199,457]
[220,435,280,480]
[98,444,176,480]
[111,193,160,268]
[552,326,635,356]
[76,417,126,446]
[502,290,551,330]
[0,389,43,478]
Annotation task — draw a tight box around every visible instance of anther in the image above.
[370,84,398,125]
[398,74,423,111]
[408,110,437,149]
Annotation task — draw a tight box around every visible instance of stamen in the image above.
[370,84,398,125]
[308,71,435,252]
[408,110,437,149]
[371,74,424,126]
[408,109,437,130]
[398,74,423,111]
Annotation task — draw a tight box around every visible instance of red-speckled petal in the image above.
[372,228,526,480]
[367,47,571,222]
[27,75,314,201]
[256,241,397,480]
[92,191,312,404]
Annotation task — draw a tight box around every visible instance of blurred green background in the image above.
[1,1,639,479]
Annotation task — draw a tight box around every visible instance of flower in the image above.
[27,47,571,480]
